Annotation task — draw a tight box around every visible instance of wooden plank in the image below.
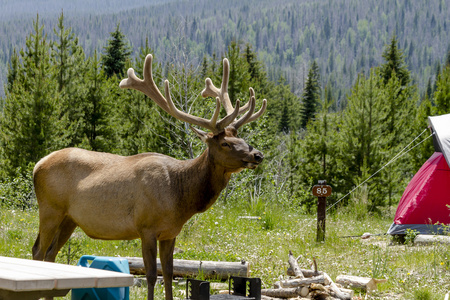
[0,269,56,291]
[0,256,134,291]
[0,288,70,300]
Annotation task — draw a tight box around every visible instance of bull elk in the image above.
[32,54,266,300]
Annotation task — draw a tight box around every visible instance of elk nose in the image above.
[254,152,264,163]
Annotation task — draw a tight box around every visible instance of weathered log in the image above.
[414,234,450,245]
[299,286,309,297]
[126,257,249,280]
[310,283,327,292]
[287,267,322,277]
[309,290,330,298]
[260,295,286,300]
[288,250,304,278]
[324,273,352,300]
[261,287,303,298]
[336,287,354,298]
[335,275,387,292]
[279,275,325,288]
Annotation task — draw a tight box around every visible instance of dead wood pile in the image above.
[261,251,386,300]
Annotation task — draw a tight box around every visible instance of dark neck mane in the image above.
[181,149,232,214]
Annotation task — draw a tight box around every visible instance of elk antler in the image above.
[120,54,266,134]
[201,58,267,131]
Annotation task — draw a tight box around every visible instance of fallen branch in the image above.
[261,287,303,298]
[335,275,387,292]
[324,273,352,299]
[262,295,309,300]
[261,295,287,300]
[312,256,318,273]
[287,267,322,277]
[279,275,325,288]
[288,250,304,278]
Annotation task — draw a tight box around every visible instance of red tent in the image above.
[388,114,450,235]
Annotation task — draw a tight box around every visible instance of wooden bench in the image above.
[0,256,134,300]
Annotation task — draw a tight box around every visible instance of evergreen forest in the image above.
[1,0,450,214]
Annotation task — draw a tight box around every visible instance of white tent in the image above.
[429,113,450,166]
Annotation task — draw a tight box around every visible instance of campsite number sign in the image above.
[312,181,332,242]
[312,185,332,197]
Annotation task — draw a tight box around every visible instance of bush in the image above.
[0,164,36,210]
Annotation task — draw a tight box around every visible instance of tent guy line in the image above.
[327,128,434,212]
[293,127,434,238]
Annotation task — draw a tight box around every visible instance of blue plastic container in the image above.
[72,255,130,300]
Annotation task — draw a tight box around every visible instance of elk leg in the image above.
[32,209,65,261]
[159,238,176,300]
[141,234,158,300]
[44,217,77,262]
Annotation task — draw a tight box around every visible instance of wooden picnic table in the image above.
[0,256,134,300]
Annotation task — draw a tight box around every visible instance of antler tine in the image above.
[164,80,223,133]
[231,88,267,130]
[201,58,250,115]
[232,96,256,130]
[120,54,223,133]
[216,100,241,131]
[120,54,171,114]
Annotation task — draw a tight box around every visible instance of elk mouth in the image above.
[242,160,261,169]
[242,151,264,169]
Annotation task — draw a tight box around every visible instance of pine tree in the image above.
[300,61,320,128]
[379,34,410,86]
[434,65,450,115]
[378,35,417,207]
[51,12,87,148]
[278,98,290,133]
[81,51,113,152]
[339,71,388,207]
[410,94,434,172]
[5,49,19,94]
[0,15,57,176]
[101,23,131,78]
[380,72,417,206]
[300,88,341,193]
[426,77,433,100]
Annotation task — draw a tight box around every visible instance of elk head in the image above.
[119,54,267,173]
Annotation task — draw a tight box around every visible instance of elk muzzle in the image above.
[244,149,264,169]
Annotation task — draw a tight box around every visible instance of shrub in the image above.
[0,164,36,210]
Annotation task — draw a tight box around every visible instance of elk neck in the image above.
[180,148,232,215]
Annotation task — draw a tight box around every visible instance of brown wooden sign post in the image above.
[312,180,332,242]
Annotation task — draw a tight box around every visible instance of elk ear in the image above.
[189,125,209,143]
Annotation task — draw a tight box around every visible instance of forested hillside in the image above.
[0,0,449,102]
[1,0,450,212]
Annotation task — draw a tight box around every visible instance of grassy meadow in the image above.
[0,198,449,300]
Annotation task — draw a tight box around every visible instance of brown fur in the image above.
[32,129,263,300]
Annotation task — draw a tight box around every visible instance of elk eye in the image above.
[221,142,230,148]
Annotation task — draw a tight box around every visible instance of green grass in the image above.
[0,202,449,299]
